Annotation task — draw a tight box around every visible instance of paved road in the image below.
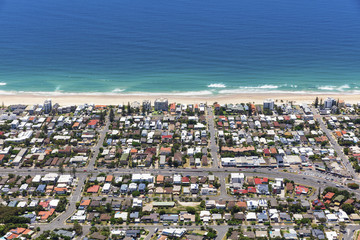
[213,225,229,240]
[145,228,155,240]
[88,116,110,171]
[344,225,360,240]
[312,107,358,180]
[219,174,228,200]
[3,166,359,199]
[207,106,220,168]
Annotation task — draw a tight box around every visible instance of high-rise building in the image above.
[263,99,275,110]
[44,99,52,113]
[324,97,336,109]
[154,98,168,111]
[142,100,151,111]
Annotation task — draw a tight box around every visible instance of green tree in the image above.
[315,97,319,108]
[42,125,48,135]
[127,102,131,114]
[109,108,114,122]
[206,228,217,239]
[186,207,196,214]
[73,222,83,235]
[58,164,64,174]
[132,191,140,197]
[342,203,355,214]
[348,183,359,189]
[122,104,126,115]
[99,111,105,123]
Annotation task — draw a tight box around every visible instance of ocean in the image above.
[0,0,360,95]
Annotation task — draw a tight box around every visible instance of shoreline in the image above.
[1,93,360,105]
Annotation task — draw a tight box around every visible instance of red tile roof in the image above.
[295,185,309,194]
[235,189,248,194]
[162,135,173,139]
[323,192,335,200]
[10,228,26,234]
[80,199,91,206]
[106,175,113,182]
[38,209,55,220]
[87,185,100,193]
[88,120,99,126]
[181,177,189,183]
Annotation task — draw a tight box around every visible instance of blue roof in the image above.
[138,183,146,190]
[22,213,36,218]
[129,212,139,218]
[37,184,46,191]
[257,212,268,220]
[8,200,18,207]
[160,214,178,222]
[257,184,269,194]
[126,230,140,237]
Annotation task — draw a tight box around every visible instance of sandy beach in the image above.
[1,93,360,106]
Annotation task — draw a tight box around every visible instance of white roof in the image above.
[173,174,181,182]
[326,213,338,220]
[29,200,38,207]
[57,175,73,183]
[114,212,128,220]
[17,201,27,208]
[42,173,59,182]
[49,199,60,207]
[102,183,111,191]
[32,175,42,183]
[71,215,86,221]
[200,211,211,217]
[132,173,153,182]
[325,231,337,240]
[231,173,244,179]
[246,212,257,218]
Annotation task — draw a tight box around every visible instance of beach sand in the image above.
[0,93,359,106]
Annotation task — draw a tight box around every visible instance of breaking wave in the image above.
[112,88,126,93]
[317,84,350,91]
[208,83,226,88]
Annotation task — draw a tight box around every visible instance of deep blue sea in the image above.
[0,0,360,95]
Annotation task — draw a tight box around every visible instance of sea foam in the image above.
[112,88,126,93]
[208,83,226,88]
[218,85,280,93]
[318,84,350,91]
[239,85,279,89]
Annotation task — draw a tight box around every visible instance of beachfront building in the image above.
[131,101,140,109]
[44,99,52,114]
[324,97,336,109]
[142,100,151,111]
[154,98,168,111]
[263,99,274,110]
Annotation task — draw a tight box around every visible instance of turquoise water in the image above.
[0,0,360,95]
